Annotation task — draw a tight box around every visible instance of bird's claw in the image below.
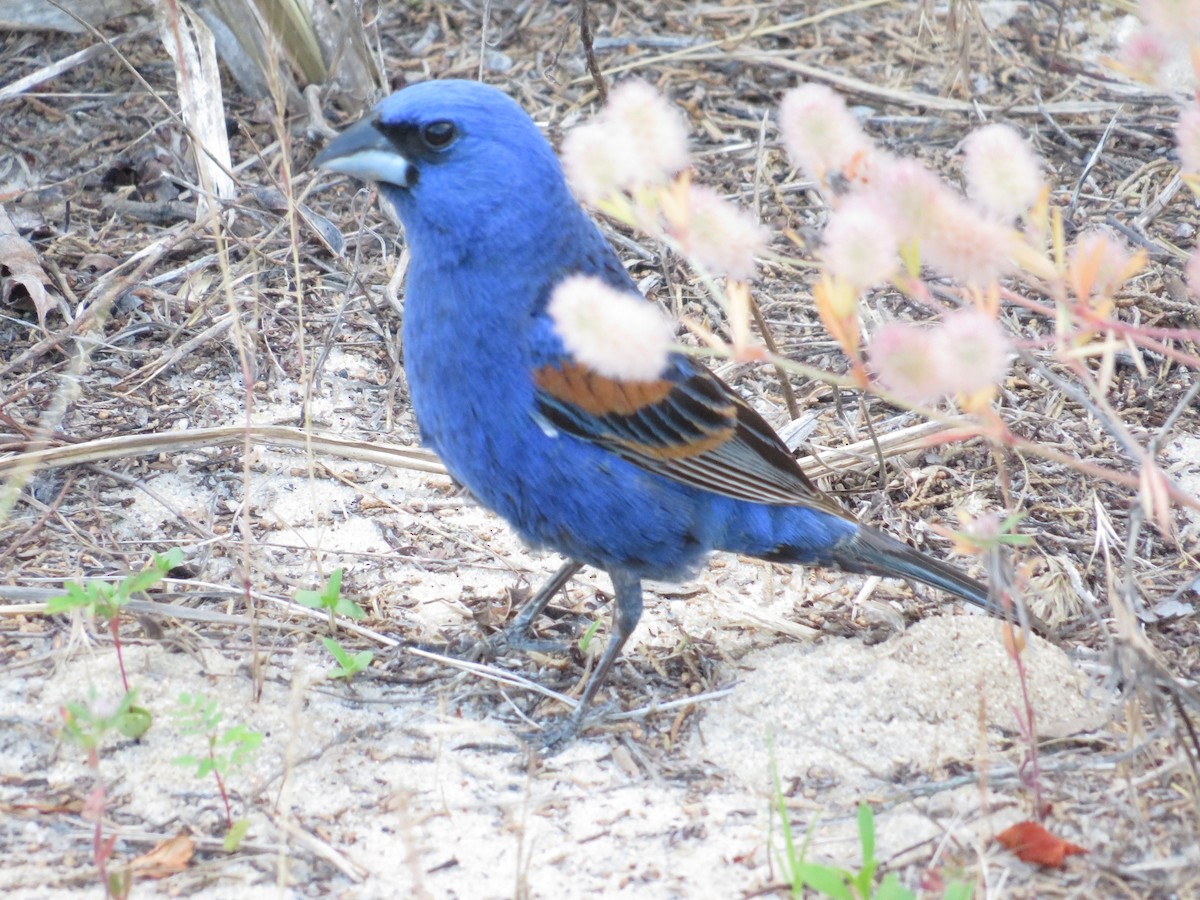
[532,708,592,755]
[469,625,572,662]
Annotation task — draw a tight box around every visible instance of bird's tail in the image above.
[828,525,997,616]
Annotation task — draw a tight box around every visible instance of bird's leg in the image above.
[542,569,644,750]
[457,560,581,665]
[500,558,584,652]
[464,559,584,661]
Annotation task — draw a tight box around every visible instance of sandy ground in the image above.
[1,415,1110,896]
[1,585,1107,898]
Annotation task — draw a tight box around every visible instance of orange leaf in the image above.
[129,830,196,879]
[813,274,860,356]
[996,821,1087,867]
[1066,240,1102,305]
[727,281,759,362]
[1000,621,1026,658]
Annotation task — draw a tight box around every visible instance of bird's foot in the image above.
[467,624,572,663]
[532,707,592,756]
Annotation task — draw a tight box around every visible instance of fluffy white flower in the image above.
[963,124,1043,220]
[547,275,675,381]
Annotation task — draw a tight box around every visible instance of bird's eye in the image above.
[421,120,457,150]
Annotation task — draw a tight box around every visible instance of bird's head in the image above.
[315,80,578,253]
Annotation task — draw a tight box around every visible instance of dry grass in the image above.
[2,0,1199,896]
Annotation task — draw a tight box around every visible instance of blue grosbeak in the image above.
[316,80,1013,745]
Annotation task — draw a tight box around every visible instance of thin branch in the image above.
[578,0,607,103]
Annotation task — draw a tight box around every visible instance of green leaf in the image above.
[875,872,917,900]
[107,870,132,898]
[322,636,351,666]
[795,862,853,900]
[324,638,369,681]
[157,547,185,570]
[578,618,602,652]
[323,636,371,679]
[220,724,261,747]
[224,818,251,852]
[852,862,877,898]
[334,596,367,620]
[59,689,146,752]
[940,881,974,900]
[121,564,168,597]
[60,702,97,751]
[46,582,93,614]
[117,704,153,739]
[998,511,1027,532]
[295,589,323,609]
[998,532,1034,546]
[297,568,348,612]
[221,725,264,767]
[47,549,184,619]
[118,548,183,600]
[325,567,343,598]
[172,692,221,734]
[857,802,876,864]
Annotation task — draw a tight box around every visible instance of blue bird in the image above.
[316,80,1019,745]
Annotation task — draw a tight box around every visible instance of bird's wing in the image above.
[532,350,851,519]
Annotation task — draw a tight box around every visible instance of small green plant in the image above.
[48,547,184,691]
[295,567,367,629]
[577,618,602,653]
[171,692,263,850]
[767,736,971,899]
[59,689,150,899]
[61,690,153,754]
[322,636,373,680]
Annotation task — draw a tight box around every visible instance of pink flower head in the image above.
[605,81,690,177]
[918,192,1013,287]
[871,311,1010,402]
[547,275,675,381]
[820,195,899,289]
[868,156,1010,286]
[962,124,1043,221]
[779,84,875,184]
[932,309,1010,397]
[562,124,641,206]
[1176,104,1200,174]
[562,81,689,205]
[1119,25,1172,82]
[869,322,943,402]
[873,157,955,244]
[680,184,767,282]
[1141,0,1200,44]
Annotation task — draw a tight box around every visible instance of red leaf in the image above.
[996,820,1087,867]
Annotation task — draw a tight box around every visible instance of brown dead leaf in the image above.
[1,795,86,816]
[78,253,119,273]
[129,830,195,879]
[996,820,1087,867]
[0,204,57,324]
